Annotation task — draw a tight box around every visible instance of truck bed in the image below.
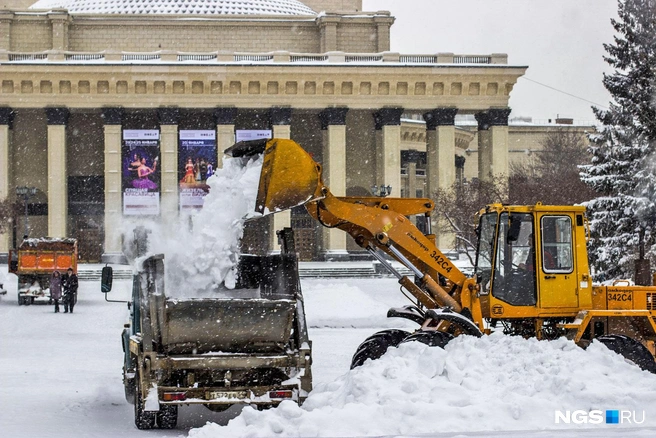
[153,294,296,354]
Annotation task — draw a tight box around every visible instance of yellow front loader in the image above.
[227,138,656,373]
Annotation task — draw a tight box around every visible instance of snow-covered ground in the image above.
[2,273,656,437]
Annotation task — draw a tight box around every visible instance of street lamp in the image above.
[371,184,392,197]
[15,186,37,239]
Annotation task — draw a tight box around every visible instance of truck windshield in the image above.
[475,213,498,294]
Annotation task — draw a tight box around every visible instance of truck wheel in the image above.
[134,377,156,430]
[350,329,411,369]
[17,293,23,306]
[157,405,178,429]
[124,378,135,404]
[596,334,656,373]
[399,330,454,348]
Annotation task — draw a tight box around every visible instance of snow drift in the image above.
[189,333,656,437]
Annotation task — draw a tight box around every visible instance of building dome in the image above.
[29,0,317,15]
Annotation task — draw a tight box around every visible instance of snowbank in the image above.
[140,155,263,296]
[189,333,656,437]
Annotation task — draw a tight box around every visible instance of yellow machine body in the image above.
[232,138,656,358]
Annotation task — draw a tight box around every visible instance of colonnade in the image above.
[0,105,511,260]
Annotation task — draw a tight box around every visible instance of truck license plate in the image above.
[208,391,248,400]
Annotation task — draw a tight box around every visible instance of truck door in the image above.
[537,214,578,308]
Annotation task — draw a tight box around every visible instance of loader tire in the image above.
[157,404,178,429]
[597,334,656,374]
[400,330,454,348]
[134,374,156,430]
[350,329,411,369]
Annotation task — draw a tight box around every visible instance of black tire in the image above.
[17,293,22,306]
[597,334,656,373]
[399,330,454,348]
[350,329,411,369]
[157,404,178,429]
[134,374,156,430]
[124,377,135,404]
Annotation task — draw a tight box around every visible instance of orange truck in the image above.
[9,238,78,306]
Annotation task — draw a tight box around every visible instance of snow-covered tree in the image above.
[580,0,656,280]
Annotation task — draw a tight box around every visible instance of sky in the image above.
[363,0,619,123]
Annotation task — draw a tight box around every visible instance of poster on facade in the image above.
[122,129,160,216]
[179,129,216,212]
[235,129,272,142]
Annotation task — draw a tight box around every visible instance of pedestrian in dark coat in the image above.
[50,271,62,313]
[62,268,78,313]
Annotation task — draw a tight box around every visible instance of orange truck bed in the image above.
[9,238,78,275]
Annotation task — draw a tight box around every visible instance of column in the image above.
[374,16,392,52]
[475,108,511,183]
[407,161,417,226]
[102,107,123,256]
[318,16,339,52]
[0,107,12,256]
[423,108,458,249]
[45,107,69,238]
[214,107,237,169]
[373,107,403,197]
[48,11,69,51]
[319,107,349,260]
[269,107,293,252]
[158,107,180,224]
[0,11,12,50]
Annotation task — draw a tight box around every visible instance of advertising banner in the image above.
[179,130,216,211]
[122,129,160,216]
[235,129,272,142]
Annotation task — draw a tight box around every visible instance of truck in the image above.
[9,238,78,306]
[101,228,312,430]
[226,138,656,373]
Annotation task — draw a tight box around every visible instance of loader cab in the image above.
[476,211,536,307]
[475,204,588,318]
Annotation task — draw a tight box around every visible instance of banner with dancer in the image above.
[122,129,160,216]
[179,130,216,211]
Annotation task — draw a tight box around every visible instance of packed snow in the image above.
[190,333,656,437]
[2,274,656,437]
[131,155,263,296]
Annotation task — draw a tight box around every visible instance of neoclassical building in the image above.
[0,0,530,261]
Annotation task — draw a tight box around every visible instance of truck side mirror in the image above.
[101,266,113,293]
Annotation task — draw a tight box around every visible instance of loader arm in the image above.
[226,138,481,321]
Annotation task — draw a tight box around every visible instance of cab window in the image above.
[491,213,536,306]
[540,216,573,273]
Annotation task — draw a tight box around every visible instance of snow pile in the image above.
[189,333,656,437]
[146,155,263,296]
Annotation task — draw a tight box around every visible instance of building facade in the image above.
[0,0,528,261]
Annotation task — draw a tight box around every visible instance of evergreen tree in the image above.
[580,0,656,280]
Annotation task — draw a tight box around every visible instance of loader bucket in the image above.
[225,138,323,215]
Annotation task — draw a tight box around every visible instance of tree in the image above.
[433,177,507,260]
[433,129,594,260]
[579,0,656,280]
[509,128,596,206]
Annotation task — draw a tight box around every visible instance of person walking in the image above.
[62,268,78,313]
[50,271,62,313]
